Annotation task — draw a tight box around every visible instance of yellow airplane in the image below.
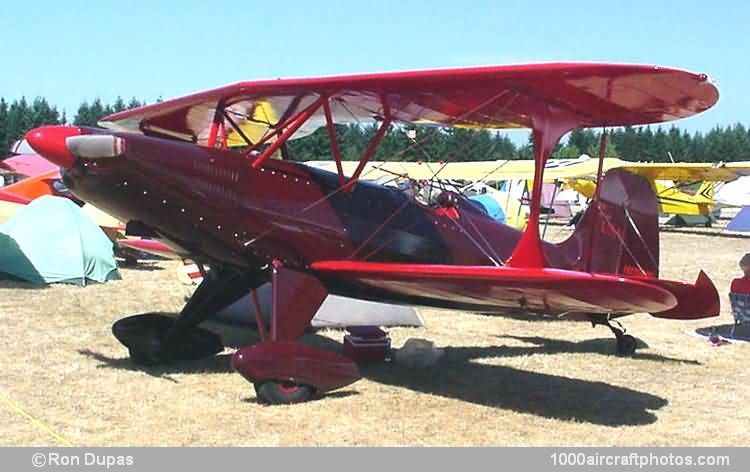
[566,178,716,217]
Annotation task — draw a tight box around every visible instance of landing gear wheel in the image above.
[254,381,315,405]
[113,313,224,365]
[128,347,160,366]
[616,334,637,356]
[600,317,638,357]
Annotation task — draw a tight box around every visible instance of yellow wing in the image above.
[615,161,750,182]
[567,176,717,216]
[305,158,615,183]
[318,158,750,183]
[226,100,280,147]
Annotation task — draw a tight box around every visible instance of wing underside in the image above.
[100,63,719,147]
[310,261,719,319]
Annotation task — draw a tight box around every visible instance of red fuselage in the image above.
[65,132,519,265]
[61,131,580,306]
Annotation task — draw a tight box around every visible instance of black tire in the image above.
[128,347,159,366]
[616,334,638,356]
[113,313,223,364]
[254,381,315,405]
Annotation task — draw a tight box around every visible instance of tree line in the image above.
[2,96,749,163]
[0,97,144,155]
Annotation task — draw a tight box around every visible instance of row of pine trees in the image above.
[2,96,749,163]
[0,97,144,155]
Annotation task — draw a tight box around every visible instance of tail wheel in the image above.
[254,381,315,405]
[616,334,638,356]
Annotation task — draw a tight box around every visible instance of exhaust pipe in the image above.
[66,135,125,159]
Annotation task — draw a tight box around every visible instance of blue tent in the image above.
[469,194,506,224]
[0,196,120,285]
[727,207,750,232]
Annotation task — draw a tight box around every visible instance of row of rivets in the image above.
[259,167,312,185]
[124,175,318,266]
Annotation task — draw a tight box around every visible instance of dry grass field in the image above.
[1,228,749,446]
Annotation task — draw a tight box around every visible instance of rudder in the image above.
[559,169,660,277]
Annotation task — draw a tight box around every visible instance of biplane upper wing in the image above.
[100,63,718,146]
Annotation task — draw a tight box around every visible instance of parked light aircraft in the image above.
[26,63,720,404]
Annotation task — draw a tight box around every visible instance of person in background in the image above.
[730,253,750,294]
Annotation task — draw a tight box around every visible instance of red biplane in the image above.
[27,63,720,404]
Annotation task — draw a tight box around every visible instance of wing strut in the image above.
[251,97,325,169]
[322,96,346,186]
[207,99,227,149]
[222,109,254,147]
[585,130,608,272]
[345,115,392,190]
[507,107,576,268]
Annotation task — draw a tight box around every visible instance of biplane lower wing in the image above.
[310,261,678,315]
[311,261,719,319]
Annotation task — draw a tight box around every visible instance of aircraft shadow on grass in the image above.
[495,334,701,365]
[76,321,327,384]
[360,343,669,427]
[78,349,235,383]
[238,389,361,405]
[79,320,677,425]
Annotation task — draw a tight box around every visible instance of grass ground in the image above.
[1,228,749,446]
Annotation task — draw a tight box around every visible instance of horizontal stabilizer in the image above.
[646,270,720,320]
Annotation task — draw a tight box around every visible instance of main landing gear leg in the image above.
[605,318,638,356]
[232,262,361,405]
[112,267,264,365]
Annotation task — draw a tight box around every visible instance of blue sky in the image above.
[1,0,747,139]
